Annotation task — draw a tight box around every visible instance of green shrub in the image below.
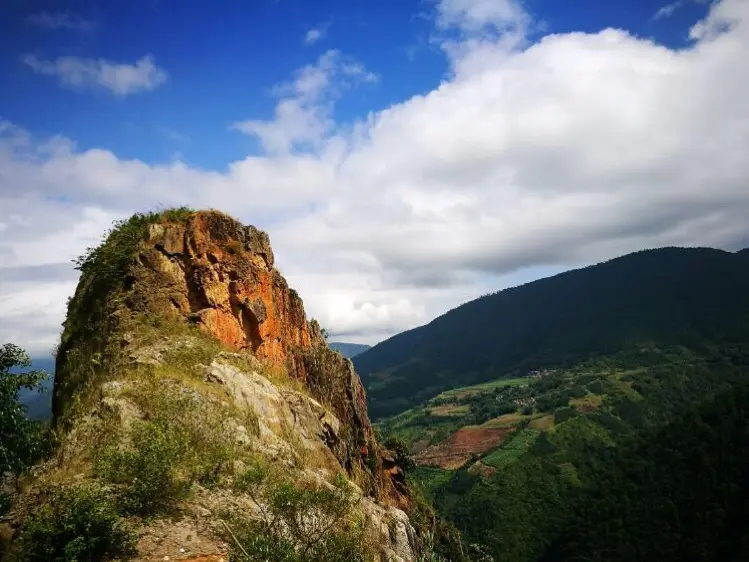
[568,385,587,399]
[0,343,49,475]
[226,472,371,562]
[0,492,10,517]
[95,420,190,515]
[591,411,631,435]
[12,483,135,562]
[383,436,416,472]
[586,380,605,394]
[73,207,193,287]
[95,376,241,514]
[554,407,580,424]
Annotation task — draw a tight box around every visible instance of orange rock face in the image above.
[140,212,313,369]
[131,212,405,501]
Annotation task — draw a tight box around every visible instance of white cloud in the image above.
[21,54,168,96]
[3,0,749,355]
[435,0,530,34]
[654,1,686,20]
[232,50,377,154]
[653,0,710,21]
[27,11,98,32]
[304,22,332,45]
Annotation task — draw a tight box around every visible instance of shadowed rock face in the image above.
[54,210,402,504]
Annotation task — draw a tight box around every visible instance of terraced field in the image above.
[482,428,540,469]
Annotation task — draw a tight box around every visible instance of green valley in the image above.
[379,344,749,561]
[368,245,749,561]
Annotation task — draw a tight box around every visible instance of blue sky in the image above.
[1,0,711,168]
[1,0,747,354]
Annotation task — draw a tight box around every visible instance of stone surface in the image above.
[202,361,342,475]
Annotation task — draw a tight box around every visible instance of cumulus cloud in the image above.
[27,11,98,32]
[21,54,168,96]
[3,0,749,354]
[232,50,377,154]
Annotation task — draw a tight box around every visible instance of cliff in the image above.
[55,211,385,482]
[3,210,421,562]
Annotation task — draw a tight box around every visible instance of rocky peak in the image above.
[133,212,383,482]
[14,209,425,561]
[53,209,403,505]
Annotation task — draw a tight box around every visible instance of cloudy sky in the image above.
[1,0,748,356]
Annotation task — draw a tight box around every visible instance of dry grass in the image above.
[429,404,471,417]
[529,414,555,431]
[481,412,530,428]
[570,394,603,413]
[257,359,310,396]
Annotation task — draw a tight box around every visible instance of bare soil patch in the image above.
[414,426,514,469]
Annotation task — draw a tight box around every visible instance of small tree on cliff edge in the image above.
[0,343,49,476]
[310,318,329,341]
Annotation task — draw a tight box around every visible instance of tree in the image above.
[383,436,416,472]
[0,343,49,475]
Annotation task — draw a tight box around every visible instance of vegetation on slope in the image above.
[539,383,749,562]
[356,246,749,419]
[54,207,194,423]
[384,344,749,561]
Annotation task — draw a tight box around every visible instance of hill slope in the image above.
[381,338,749,560]
[329,342,371,358]
[356,247,749,419]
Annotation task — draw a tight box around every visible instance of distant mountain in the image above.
[355,246,749,419]
[328,342,371,359]
[16,356,55,420]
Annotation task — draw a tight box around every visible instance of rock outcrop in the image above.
[129,212,379,479]
[9,209,421,561]
[53,211,396,496]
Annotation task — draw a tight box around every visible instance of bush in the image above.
[586,380,605,394]
[568,385,587,399]
[383,436,416,472]
[95,420,191,515]
[536,392,569,413]
[0,492,10,517]
[0,343,49,475]
[12,483,135,562]
[554,407,579,424]
[227,470,371,562]
[95,378,240,514]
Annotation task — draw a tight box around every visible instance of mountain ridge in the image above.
[356,246,749,419]
[329,342,372,359]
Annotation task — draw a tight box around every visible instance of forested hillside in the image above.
[356,247,749,419]
[386,345,749,561]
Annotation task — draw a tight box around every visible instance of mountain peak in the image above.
[16,209,421,561]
